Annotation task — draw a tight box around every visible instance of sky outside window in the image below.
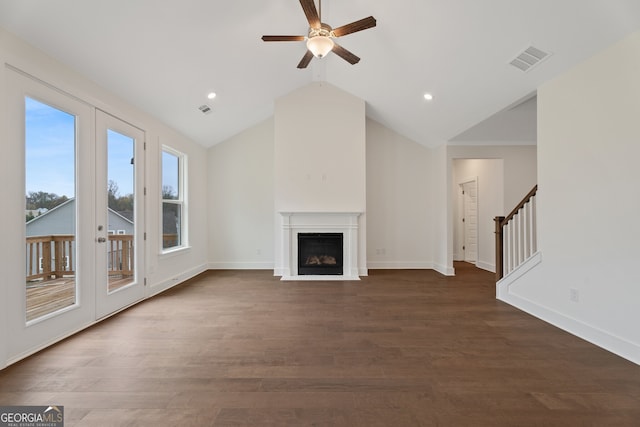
[107,129,134,197]
[162,150,179,199]
[26,97,134,200]
[25,97,75,198]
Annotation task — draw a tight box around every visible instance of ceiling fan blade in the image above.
[332,43,360,65]
[262,35,306,42]
[332,16,377,37]
[297,50,314,69]
[300,0,321,29]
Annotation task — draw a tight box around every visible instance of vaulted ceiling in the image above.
[1,0,639,148]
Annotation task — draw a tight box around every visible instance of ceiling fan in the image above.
[261,0,376,69]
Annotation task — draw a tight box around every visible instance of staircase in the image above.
[495,185,538,281]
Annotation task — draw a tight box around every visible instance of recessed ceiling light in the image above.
[207,92,217,100]
[423,93,434,101]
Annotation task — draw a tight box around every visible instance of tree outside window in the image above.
[162,148,185,250]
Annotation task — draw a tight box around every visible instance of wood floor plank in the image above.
[2,263,640,426]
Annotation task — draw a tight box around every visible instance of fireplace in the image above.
[298,233,343,275]
[277,211,362,280]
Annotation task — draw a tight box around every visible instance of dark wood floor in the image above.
[2,263,639,426]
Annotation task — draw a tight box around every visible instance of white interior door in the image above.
[95,110,146,319]
[462,180,478,263]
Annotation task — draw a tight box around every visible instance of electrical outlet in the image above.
[569,288,579,303]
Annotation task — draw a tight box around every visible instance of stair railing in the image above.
[495,185,538,281]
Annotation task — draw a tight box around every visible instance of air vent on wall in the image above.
[198,104,212,114]
[509,46,551,72]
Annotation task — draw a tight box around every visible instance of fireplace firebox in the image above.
[297,233,343,275]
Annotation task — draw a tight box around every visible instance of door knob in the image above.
[97,237,106,243]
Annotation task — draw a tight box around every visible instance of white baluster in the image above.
[504,222,511,275]
[531,195,537,254]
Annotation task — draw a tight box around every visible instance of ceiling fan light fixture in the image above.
[307,36,334,58]
[261,0,375,68]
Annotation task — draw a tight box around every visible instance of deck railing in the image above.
[494,185,538,281]
[107,235,134,276]
[26,234,134,282]
[162,233,179,249]
[26,234,75,281]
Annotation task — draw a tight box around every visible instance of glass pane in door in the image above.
[25,97,77,322]
[106,130,135,293]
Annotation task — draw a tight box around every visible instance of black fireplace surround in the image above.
[297,233,344,275]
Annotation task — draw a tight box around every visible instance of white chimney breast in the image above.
[273,82,367,278]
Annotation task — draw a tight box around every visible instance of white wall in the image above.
[208,118,274,269]
[448,145,537,214]
[273,82,367,274]
[0,29,209,368]
[431,144,451,275]
[366,119,433,268]
[502,30,640,364]
[274,82,366,211]
[207,114,445,274]
[203,90,536,280]
[438,145,537,275]
[452,159,504,271]
[0,33,8,369]
[147,125,209,292]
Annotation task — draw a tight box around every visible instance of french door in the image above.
[8,68,146,360]
[95,111,146,319]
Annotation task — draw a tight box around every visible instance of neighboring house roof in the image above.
[25,198,74,226]
[26,198,134,226]
[109,209,134,224]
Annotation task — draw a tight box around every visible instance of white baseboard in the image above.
[149,263,209,296]
[368,262,454,276]
[476,261,495,273]
[366,261,433,270]
[499,291,640,366]
[208,261,274,270]
[434,263,455,276]
[498,251,640,366]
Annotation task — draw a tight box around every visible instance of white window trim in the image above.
[161,145,188,254]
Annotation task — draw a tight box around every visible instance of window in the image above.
[162,147,186,250]
[25,96,77,321]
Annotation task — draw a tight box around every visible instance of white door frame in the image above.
[457,177,478,264]
[6,69,147,363]
[95,110,146,319]
[7,68,96,361]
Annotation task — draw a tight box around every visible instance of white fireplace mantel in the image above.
[276,211,362,280]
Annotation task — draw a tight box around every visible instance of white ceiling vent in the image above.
[198,104,212,114]
[509,46,551,72]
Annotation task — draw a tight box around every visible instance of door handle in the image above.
[97,237,106,243]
